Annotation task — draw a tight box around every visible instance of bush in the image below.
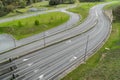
[49,0,60,5]
[113,6,120,21]
[34,20,40,25]
[0,10,9,17]
[18,21,23,27]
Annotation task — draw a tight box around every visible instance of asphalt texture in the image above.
[0,3,111,80]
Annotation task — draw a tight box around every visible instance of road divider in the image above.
[0,19,98,64]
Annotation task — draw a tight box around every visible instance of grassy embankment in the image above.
[62,2,120,80]
[0,12,69,40]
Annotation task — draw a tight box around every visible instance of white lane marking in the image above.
[65,40,72,44]
[23,58,29,62]
[28,63,33,66]
[34,69,39,73]
[70,56,77,62]
[38,74,44,79]
[96,11,98,17]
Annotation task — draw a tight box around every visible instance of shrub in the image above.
[18,21,23,27]
[34,19,40,25]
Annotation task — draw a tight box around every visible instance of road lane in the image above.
[0,3,111,80]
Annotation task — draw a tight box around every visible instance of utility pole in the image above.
[42,25,47,47]
[43,31,46,47]
[84,35,89,62]
[13,38,16,48]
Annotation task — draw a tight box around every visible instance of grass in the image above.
[62,2,120,80]
[104,1,120,10]
[0,12,69,40]
[68,2,102,22]
[105,0,120,2]
[0,1,74,19]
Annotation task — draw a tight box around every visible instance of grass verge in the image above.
[0,12,69,40]
[68,2,102,22]
[62,2,120,80]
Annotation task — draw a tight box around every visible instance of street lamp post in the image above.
[42,25,47,47]
[43,31,46,47]
[13,38,16,47]
[84,35,89,62]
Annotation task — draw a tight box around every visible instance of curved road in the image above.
[0,3,111,80]
[0,5,80,52]
[0,4,98,63]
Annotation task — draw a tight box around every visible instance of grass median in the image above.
[0,12,69,40]
[62,2,120,80]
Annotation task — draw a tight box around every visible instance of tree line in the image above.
[0,0,43,16]
[49,0,75,5]
[0,0,104,17]
[113,5,120,21]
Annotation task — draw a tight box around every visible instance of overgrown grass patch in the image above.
[0,12,69,40]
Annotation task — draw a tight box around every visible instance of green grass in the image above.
[62,2,120,80]
[104,1,120,10]
[68,2,102,22]
[0,1,74,19]
[105,0,120,2]
[0,12,69,40]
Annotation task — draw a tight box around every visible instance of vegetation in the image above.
[0,12,69,39]
[68,2,101,22]
[0,1,75,19]
[62,2,120,80]
[79,0,103,2]
[49,0,75,5]
[0,0,44,16]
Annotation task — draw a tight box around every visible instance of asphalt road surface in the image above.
[0,5,97,63]
[0,5,80,53]
[0,3,111,80]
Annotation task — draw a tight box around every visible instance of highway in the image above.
[0,5,80,52]
[0,5,97,63]
[0,3,111,80]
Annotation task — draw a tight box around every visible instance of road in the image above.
[0,3,111,80]
[0,5,80,53]
[0,34,15,52]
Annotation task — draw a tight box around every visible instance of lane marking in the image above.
[70,56,77,62]
[28,63,33,66]
[96,11,98,17]
[38,74,44,79]
[34,69,39,73]
[23,58,29,62]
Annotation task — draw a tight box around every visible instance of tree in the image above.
[49,0,60,5]
[113,6,120,20]
[0,0,4,9]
